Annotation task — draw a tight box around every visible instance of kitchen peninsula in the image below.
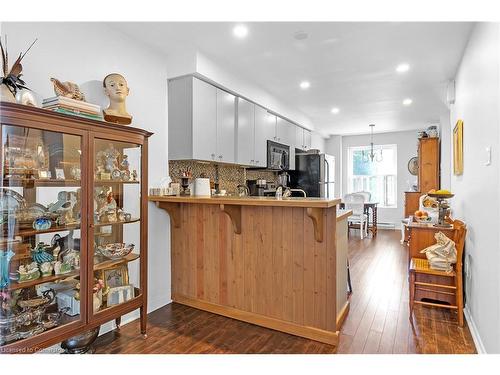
[149,195,350,346]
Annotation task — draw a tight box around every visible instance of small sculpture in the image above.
[39,262,53,277]
[53,261,72,275]
[102,73,132,125]
[17,262,40,283]
[131,169,138,181]
[50,77,86,101]
[31,242,54,265]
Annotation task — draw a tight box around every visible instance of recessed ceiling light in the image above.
[299,81,310,89]
[331,107,340,114]
[396,63,410,73]
[294,31,309,40]
[403,98,413,106]
[233,25,248,38]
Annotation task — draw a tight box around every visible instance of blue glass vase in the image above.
[0,249,15,288]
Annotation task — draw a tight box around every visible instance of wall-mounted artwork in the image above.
[454,120,464,175]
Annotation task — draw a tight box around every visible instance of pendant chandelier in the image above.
[362,124,383,163]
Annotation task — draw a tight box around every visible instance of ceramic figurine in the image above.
[131,169,138,181]
[31,242,54,265]
[17,262,40,283]
[33,216,52,231]
[39,262,53,277]
[104,144,120,173]
[102,73,132,125]
[124,213,132,222]
[117,209,125,222]
[120,155,130,171]
[50,77,86,101]
[121,170,130,181]
[54,261,72,275]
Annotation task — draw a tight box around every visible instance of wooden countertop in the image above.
[149,195,341,208]
[337,209,353,222]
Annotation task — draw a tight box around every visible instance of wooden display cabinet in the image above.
[0,102,152,353]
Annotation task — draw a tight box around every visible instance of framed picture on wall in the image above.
[453,120,464,175]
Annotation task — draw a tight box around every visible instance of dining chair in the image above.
[356,191,371,203]
[344,193,368,239]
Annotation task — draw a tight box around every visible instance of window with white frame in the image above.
[347,144,397,208]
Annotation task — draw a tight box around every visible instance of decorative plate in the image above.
[408,157,419,176]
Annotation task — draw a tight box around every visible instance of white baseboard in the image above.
[464,305,486,354]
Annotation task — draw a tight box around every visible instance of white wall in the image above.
[340,130,420,225]
[1,22,171,333]
[449,22,500,353]
[310,132,326,153]
[439,112,452,190]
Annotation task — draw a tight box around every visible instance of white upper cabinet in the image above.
[236,97,255,166]
[192,78,217,161]
[303,129,312,151]
[216,89,236,163]
[168,75,307,169]
[295,127,312,151]
[254,106,275,167]
[168,76,236,163]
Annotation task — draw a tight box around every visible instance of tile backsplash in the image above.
[169,160,278,193]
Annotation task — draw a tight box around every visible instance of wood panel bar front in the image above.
[150,196,342,346]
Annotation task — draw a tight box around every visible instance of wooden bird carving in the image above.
[50,77,86,101]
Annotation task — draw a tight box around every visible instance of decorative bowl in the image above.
[415,216,432,223]
[97,243,134,259]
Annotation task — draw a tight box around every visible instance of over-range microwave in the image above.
[267,140,290,171]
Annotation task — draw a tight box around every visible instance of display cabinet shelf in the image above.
[94,180,140,186]
[6,270,80,291]
[3,223,81,238]
[0,102,151,353]
[2,178,82,188]
[93,218,140,228]
[94,253,140,271]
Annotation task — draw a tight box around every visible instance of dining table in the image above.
[340,201,379,237]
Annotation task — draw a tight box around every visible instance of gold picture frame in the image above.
[453,120,464,175]
[102,265,129,289]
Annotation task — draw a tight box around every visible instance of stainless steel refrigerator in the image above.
[290,151,335,198]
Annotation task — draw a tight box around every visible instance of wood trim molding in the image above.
[336,301,350,329]
[219,204,242,234]
[172,294,340,346]
[155,201,181,228]
[306,207,324,242]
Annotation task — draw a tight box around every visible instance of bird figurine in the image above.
[50,77,86,101]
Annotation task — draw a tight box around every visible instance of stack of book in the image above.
[43,96,103,120]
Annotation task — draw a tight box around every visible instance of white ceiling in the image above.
[110,22,474,136]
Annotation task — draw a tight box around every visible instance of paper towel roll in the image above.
[193,178,211,197]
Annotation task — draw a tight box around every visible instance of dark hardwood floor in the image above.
[94,230,476,354]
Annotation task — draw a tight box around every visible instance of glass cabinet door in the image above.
[1,124,85,348]
[90,138,142,315]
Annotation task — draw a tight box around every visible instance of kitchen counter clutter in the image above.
[149,194,349,346]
